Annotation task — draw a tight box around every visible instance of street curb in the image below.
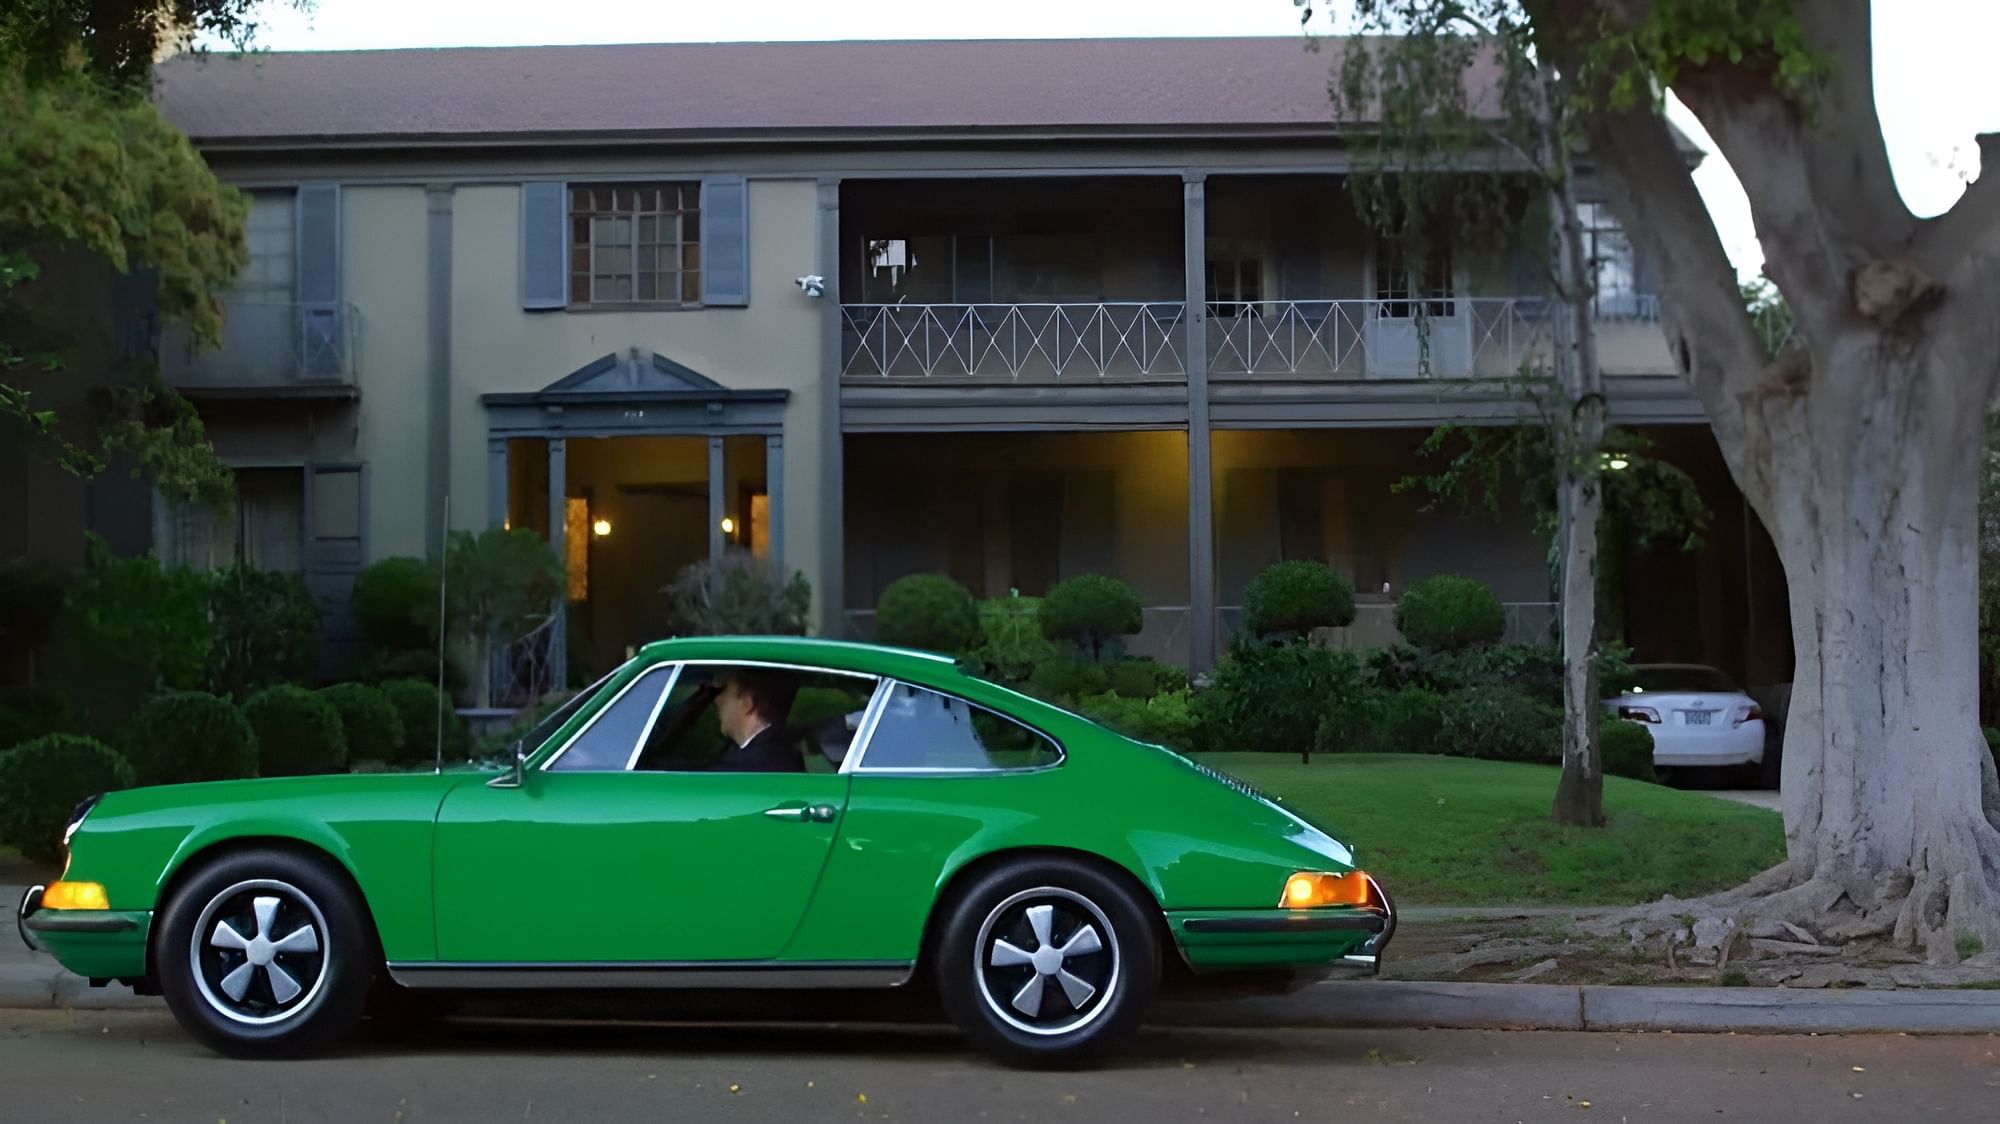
[1151,980,2000,1035]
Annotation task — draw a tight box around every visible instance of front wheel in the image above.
[155,849,374,1058]
[933,857,1159,1067]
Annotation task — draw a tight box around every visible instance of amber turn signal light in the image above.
[1280,871,1376,909]
[42,881,109,911]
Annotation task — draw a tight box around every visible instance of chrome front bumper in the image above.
[17,884,44,953]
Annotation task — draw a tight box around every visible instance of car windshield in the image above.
[1630,666,1739,694]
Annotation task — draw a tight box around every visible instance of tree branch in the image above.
[1578,103,1775,504]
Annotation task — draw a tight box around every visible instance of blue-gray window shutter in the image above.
[520,181,568,310]
[295,182,343,377]
[701,176,750,307]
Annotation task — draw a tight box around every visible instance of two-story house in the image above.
[145,37,1793,690]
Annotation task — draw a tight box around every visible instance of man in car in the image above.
[712,667,804,772]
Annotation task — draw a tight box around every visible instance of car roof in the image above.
[632,635,959,680]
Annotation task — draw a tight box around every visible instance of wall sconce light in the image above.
[592,517,613,538]
[719,516,737,535]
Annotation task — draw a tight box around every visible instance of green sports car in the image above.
[18,637,1393,1064]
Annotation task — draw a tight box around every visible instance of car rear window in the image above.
[1631,666,1740,694]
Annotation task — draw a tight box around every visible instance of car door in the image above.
[431,661,866,964]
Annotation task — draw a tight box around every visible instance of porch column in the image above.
[547,436,567,690]
[485,437,507,529]
[815,178,846,637]
[1184,173,1217,670]
[766,434,785,569]
[708,436,726,562]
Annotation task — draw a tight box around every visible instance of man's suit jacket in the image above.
[712,726,803,773]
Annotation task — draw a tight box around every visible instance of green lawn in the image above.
[1193,753,1786,908]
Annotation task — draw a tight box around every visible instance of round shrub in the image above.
[0,735,134,865]
[874,574,981,654]
[380,679,471,766]
[1602,718,1658,782]
[1028,658,1110,704]
[1039,574,1144,660]
[967,596,1060,683]
[319,683,406,767]
[242,685,348,777]
[124,690,258,786]
[351,557,440,652]
[1243,561,1357,639]
[1193,641,1368,762]
[1433,686,1560,763]
[1395,574,1505,652]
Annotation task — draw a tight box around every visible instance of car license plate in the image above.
[1682,710,1714,726]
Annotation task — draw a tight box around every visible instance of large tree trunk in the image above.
[1754,341,2000,955]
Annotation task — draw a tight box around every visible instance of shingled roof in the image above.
[154,36,1493,145]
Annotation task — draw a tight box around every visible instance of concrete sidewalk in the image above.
[12,883,2000,1035]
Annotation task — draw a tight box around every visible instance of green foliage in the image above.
[1038,574,1144,661]
[318,682,405,767]
[1958,931,1987,962]
[1108,656,1186,700]
[1074,689,1198,752]
[241,684,347,777]
[874,573,981,654]
[1195,641,1369,762]
[1367,687,1447,756]
[1027,658,1110,704]
[203,564,321,700]
[0,689,65,752]
[472,689,577,760]
[47,534,212,738]
[380,678,470,767]
[1369,641,1632,708]
[123,689,256,786]
[0,557,68,662]
[3,0,294,90]
[1434,686,1561,764]
[964,596,1060,683]
[1395,575,1505,652]
[1601,718,1658,783]
[1242,561,1357,640]
[663,549,812,637]
[0,733,132,865]
[351,556,440,653]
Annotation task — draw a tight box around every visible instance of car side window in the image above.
[544,665,674,772]
[856,682,1061,772]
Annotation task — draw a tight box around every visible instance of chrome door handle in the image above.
[764,803,838,824]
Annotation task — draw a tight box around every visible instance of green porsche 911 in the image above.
[18,637,1392,1065]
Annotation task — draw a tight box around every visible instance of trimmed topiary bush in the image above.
[1243,560,1357,640]
[204,565,323,700]
[874,574,982,654]
[123,690,258,787]
[380,678,471,766]
[242,685,348,777]
[0,734,134,865]
[1602,718,1658,782]
[47,535,213,740]
[1028,657,1111,703]
[965,596,1060,684]
[1039,574,1145,661]
[319,683,406,766]
[1395,574,1505,652]
[1194,641,1369,763]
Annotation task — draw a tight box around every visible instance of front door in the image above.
[430,661,862,963]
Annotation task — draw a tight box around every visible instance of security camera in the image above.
[795,274,825,298]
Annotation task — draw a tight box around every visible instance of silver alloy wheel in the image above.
[972,885,1120,1037]
[188,878,331,1027]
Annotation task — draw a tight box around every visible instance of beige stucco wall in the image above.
[345,185,433,559]
[440,178,828,608]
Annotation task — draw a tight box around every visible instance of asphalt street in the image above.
[4,1009,1998,1123]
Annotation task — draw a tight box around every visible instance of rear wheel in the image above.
[155,849,374,1058]
[933,857,1158,1067]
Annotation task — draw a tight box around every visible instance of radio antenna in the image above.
[435,494,450,776]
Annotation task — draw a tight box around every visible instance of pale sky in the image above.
[217,0,1999,283]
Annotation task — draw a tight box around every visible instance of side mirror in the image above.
[490,739,528,789]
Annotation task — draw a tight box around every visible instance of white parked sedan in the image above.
[1606,664,1770,779]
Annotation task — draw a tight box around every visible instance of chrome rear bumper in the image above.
[17,884,44,953]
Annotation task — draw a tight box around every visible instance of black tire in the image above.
[155,848,375,1058]
[933,856,1159,1068]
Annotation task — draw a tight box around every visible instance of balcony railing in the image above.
[162,299,360,389]
[1206,297,1560,379]
[842,302,1186,380]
